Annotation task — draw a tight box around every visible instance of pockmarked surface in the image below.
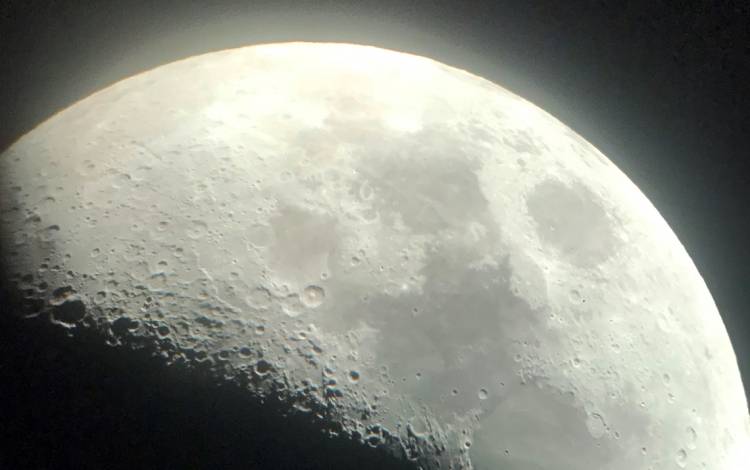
[1,42,748,469]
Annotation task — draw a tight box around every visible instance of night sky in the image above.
[1,1,748,468]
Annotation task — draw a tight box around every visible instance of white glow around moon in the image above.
[1,42,748,469]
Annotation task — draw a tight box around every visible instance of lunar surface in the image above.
[1,42,748,469]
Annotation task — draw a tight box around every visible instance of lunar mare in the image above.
[1,42,748,469]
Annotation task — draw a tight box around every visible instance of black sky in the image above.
[1,1,748,468]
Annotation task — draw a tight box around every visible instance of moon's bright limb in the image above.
[1,42,748,469]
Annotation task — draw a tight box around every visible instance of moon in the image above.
[1,42,748,469]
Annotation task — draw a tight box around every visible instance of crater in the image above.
[52,297,86,325]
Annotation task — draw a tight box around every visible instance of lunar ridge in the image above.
[1,42,748,469]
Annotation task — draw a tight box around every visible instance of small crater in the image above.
[301,285,325,308]
[186,220,208,239]
[254,359,273,376]
[25,214,42,225]
[111,316,139,336]
[246,287,272,310]
[675,448,687,468]
[325,386,344,398]
[52,298,86,325]
[50,286,75,305]
[686,426,697,449]
[366,435,382,447]
[585,412,607,439]
[39,225,60,242]
[195,315,224,328]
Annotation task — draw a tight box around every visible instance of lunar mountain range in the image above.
[1,42,748,469]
